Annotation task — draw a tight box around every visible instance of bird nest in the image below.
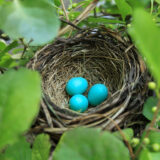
[28,28,149,141]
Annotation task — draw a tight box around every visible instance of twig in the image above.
[94,8,97,17]
[41,100,53,128]
[58,0,99,36]
[60,0,69,21]
[107,117,135,160]
[19,38,27,58]
[19,38,33,58]
[60,19,82,30]
[149,127,160,132]
[101,11,121,18]
[134,98,160,158]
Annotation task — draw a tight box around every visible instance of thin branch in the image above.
[19,38,28,58]
[19,38,33,58]
[149,127,160,132]
[58,0,99,36]
[60,0,69,21]
[134,98,160,158]
[60,19,82,30]
[107,117,135,160]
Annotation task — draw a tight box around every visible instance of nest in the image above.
[28,28,149,141]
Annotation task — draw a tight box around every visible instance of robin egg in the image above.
[69,94,88,113]
[66,77,88,96]
[88,84,108,106]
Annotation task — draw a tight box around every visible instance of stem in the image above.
[19,38,27,58]
[60,0,69,21]
[150,0,154,14]
[107,117,135,160]
[58,0,99,36]
[134,98,160,158]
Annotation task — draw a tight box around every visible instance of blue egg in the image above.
[69,94,88,113]
[88,84,108,106]
[66,77,88,96]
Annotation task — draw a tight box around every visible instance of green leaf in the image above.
[113,128,134,142]
[0,41,19,57]
[0,53,17,68]
[87,17,125,24]
[0,39,7,51]
[126,0,150,9]
[148,131,160,145]
[115,0,132,20]
[142,97,158,121]
[129,9,160,88]
[0,0,4,5]
[0,154,9,160]
[0,0,60,46]
[155,0,160,4]
[139,148,160,160]
[49,0,61,7]
[0,68,41,149]
[139,148,150,160]
[32,134,51,160]
[3,137,31,160]
[53,127,130,160]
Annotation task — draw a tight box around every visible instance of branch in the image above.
[60,19,82,30]
[134,98,160,158]
[58,0,99,36]
[107,117,135,160]
[60,0,69,21]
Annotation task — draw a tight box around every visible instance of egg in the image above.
[69,94,88,112]
[66,77,88,96]
[88,84,108,106]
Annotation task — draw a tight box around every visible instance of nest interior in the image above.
[28,28,149,140]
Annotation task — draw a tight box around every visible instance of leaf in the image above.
[113,128,134,142]
[126,0,150,9]
[0,68,41,149]
[49,0,61,7]
[139,148,150,160]
[155,0,160,4]
[0,53,17,68]
[87,17,125,24]
[53,127,130,160]
[142,97,158,121]
[0,154,9,160]
[0,0,60,46]
[53,0,61,6]
[32,134,51,160]
[139,148,160,160]
[3,137,31,160]
[0,0,4,5]
[148,131,160,145]
[129,9,160,88]
[0,41,19,57]
[0,39,7,51]
[115,0,132,20]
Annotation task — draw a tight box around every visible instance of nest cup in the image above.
[28,28,149,141]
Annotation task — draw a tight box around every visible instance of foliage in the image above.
[0,0,60,46]
[32,134,51,160]
[0,68,41,149]
[115,0,132,20]
[3,137,32,160]
[0,0,160,160]
[142,97,159,121]
[113,128,134,142]
[1,134,51,160]
[53,127,130,160]
[129,8,160,89]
